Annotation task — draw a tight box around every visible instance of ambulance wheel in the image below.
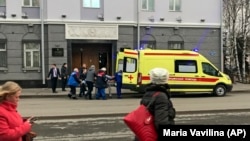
[213,84,226,96]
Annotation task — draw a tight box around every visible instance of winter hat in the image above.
[149,68,169,84]
[101,67,106,71]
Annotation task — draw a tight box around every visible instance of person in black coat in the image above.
[61,63,68,91]
[134,68,176,141]
[95,68,108,100]
[78,63,87,97]
[47,64,61,93]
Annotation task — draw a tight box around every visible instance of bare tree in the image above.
[241,0,250,83]
[223,0,249,83]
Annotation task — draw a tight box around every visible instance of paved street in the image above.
[18,91,250,119]
[16,83,250,141]
[32,110,250,141]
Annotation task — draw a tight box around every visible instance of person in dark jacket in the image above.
[134,68,176,141]
[61,63,68,91]
[78,63,87,97]
[95,67,110,100]
[67,68,81,100]
[47,64,61,93]
[114,70,123,98]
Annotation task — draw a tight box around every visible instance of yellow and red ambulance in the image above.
[116,48,233,96]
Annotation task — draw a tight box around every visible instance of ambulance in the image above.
[116,48,233,96]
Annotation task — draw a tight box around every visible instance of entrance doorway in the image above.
[71,43,112,74]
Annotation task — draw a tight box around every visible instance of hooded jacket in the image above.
[0,101,31,141]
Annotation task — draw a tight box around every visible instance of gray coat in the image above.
[85,66,96,82]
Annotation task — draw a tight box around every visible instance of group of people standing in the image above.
[67,64,122,100]
[47,63,122,100]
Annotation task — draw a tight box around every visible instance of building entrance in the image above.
[71,43,112,74]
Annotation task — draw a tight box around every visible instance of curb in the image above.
[20,92,142,99]
[229,90,250,94]
[30,108,250,120]
[20,90,249,99]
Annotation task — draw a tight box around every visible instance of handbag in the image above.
[22,131,37,141]
[123,92,160,141]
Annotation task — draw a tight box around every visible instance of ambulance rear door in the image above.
[122,49,139,89]
[116,51,124,72]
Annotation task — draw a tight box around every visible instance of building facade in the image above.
[0,0,223,88]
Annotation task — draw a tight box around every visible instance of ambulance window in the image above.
[124,57,137,73]
[202,62,218,76]
[175,60,197,73]
[117,59,123,71]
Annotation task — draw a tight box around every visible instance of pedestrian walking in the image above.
[0,81,35,141]
[47,64,61,93]
[85,65,96,100]
[133,68,176,141]
[67,68,81,100]
[61,63,68,91]
[114,70,123,99]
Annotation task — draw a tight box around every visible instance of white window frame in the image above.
[141,0,154,11]
[83,0,100,8]
[23,42,40,69]
[23,0,40,7]
[0,42,7,68]
[0,0,6,6]
[168,41,183,50]
[169,0,181,11]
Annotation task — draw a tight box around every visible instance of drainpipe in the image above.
[41,0,45,84]
[137,0,140,50]
[220,0,224,72]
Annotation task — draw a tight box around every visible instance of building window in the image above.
[0,42,7,67]
[83,0,100,8]
[0,0,6,6]
[23,42,40,68]
[140,41,156,50]
[169,0,181,11]
[23,0,40,7]
[142,0,154,11]
[168,41,183,50]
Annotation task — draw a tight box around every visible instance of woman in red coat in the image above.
[0,81,33,141]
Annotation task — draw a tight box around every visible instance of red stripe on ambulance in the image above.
[124,51,138,55]
[141,76,218,82]
[144,53,199,56]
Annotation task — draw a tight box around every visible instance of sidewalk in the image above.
[18,82,250,119]
[20,82,250,98]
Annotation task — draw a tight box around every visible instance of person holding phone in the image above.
[0,81,34,141]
